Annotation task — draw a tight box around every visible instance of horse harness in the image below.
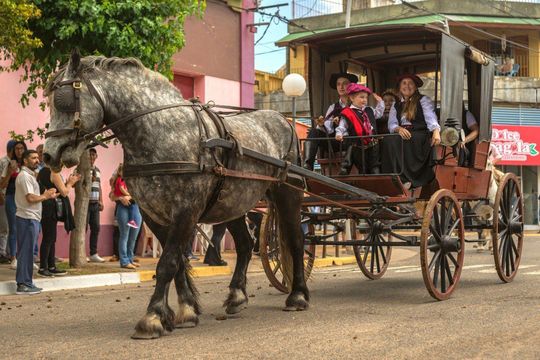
[45,71,298,214]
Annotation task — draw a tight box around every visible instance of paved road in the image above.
[1,238,539,359]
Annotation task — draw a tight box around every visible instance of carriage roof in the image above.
[279,24,494,141]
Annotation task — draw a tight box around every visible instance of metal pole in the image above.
[292,96,297,130]
[345,0,352,28]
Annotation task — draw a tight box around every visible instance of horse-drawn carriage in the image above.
[42,23,524,339]
[257,24,524,300]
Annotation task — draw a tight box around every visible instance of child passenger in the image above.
[335,83,384,175]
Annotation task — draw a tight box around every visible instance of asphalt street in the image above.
[1,237,539,360]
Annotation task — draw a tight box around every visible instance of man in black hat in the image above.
[303,72,358,170]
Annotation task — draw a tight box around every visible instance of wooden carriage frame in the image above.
[257,24,524,300]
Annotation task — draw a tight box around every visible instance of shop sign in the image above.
[491,125,540,165]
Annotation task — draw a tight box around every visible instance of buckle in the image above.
[73,81,82,89]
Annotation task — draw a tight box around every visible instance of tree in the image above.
[5,0,205,107]
[0,0,42,71]
[6,0,205,267]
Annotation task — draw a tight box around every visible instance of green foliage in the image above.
[8,124,47,142]
[0,0,42,67]
[5,0,205,107]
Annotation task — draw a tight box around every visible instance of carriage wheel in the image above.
[420,189,465,301]
[352,220,392,280]
[492,173,524,283]
[259,206,316,294]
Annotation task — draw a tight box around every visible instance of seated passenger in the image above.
[381,74,441,189]
[376,89,399,135]
[335,83,384,175]
[457,105,480,166]
[303,72,358,170]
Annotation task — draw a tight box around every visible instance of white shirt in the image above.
[388,96,441,133]
[0,156,9,195]
[335,100,385,137]
[322,99,348,134]
[15,166,42,221]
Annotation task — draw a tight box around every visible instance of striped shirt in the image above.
[89,166,101,202]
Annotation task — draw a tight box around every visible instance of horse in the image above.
[43,50,309,339]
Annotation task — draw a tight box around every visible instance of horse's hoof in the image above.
[225,304,247,315]
[174,304,199,329]
[131,329,162,340]
[284,292,309,311]
[223,288,248,315]
[133,313,164,340]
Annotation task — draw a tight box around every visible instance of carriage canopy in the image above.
[278,24,494,141]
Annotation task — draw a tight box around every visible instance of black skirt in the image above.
[381,130,434,188]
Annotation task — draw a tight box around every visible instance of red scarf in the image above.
[340,107,372,144]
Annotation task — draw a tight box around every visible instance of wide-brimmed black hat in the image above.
[329,72,359,89]
[396,74,424,88]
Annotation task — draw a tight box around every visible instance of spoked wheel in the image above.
[492,173,524,283]
[352,220,392,280]
[259,205,316,294]
[420,189,465,301]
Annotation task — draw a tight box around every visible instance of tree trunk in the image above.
[69,150,91,268]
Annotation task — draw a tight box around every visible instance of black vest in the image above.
[327,102,345,129]
[345,107,377,136]
[394,95,427,131]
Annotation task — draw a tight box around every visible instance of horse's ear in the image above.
[67,48,81,76]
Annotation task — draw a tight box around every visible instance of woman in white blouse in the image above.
[381,74,441,189]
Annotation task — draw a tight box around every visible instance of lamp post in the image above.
[282,73,306,131]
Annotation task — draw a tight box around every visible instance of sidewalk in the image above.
[1,231,537,295]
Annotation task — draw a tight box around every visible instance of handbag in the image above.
[55,197,66,222]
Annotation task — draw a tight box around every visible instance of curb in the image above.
[313,256,357,268]
[138,266,232,283]
[0,272,140,296]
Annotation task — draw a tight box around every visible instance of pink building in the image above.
[0,0,255,257]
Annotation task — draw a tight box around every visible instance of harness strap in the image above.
[123,161,201,178]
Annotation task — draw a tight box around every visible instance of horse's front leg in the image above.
[223,216,254,314]
[132,217,195,339]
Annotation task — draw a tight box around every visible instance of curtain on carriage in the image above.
[440,34,466,133]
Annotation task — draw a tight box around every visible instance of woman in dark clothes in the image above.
[381,74,441,188]
[37,168,80,277]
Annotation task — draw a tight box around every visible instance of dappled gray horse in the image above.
[43,51,308,339]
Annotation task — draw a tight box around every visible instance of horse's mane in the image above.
[45,56,145,95]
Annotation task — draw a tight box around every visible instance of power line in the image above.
[255,48,286,55]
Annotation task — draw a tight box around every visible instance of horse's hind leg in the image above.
[173,230,201,328]
[132,216,196,339]
[272,185,310,311]
[223,216,254,314]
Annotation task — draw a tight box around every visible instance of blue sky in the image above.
[254,0,291,73]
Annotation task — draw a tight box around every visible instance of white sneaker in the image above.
[89,254,105,263]
[33,263,39,270]
[10,259,17,270]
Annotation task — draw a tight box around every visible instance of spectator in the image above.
[87,148,105,263]
[111,164,142,269]
[0,140,15,263]
[36,144,45,173]
[203,223,227,266]
[0,140,27,270]
[15,149,58,295]
[37,166,80,277]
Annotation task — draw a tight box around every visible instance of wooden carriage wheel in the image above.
[259,205,316,294]
[420,189,465,301]
[351,220,392,280]
[492,173,524,283]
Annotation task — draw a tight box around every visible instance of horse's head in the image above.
[43,50,105,172]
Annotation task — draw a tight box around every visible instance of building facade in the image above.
[0,0,255,257]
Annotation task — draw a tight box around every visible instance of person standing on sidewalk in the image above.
[37,166,80,277]
[0,140,16,263]
[1,140,28,270]
[87,148,105,263]
[203,223,228,266]
[15,150,58,295]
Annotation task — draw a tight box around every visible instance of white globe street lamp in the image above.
[282,73,306,129]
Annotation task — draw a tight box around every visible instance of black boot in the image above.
[339,146,353,175]
[303,140,318,171]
